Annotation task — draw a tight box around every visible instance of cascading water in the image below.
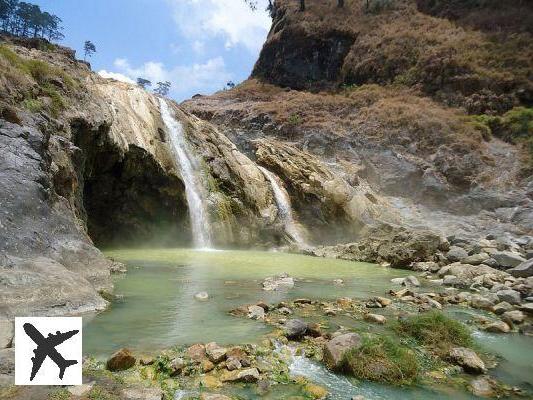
[159,98,212,249]
[258,166,307,245]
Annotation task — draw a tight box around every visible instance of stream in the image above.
[83,249,533,399]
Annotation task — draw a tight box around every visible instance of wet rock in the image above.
[374,296,392,307]
[205,342,227,363]
[447,246,469,262]
[496,289,521,305]
[405,275,420,287]
[256,301,270,311]
[492,251,526,269]
[225,357,242,371]
[226,347,251,367]
[262,273,294,291]
[106,348,136,371]
[448,347,486,374]
[68,382,94,396]
[508,259,533,278]
[194,291,209,301]
[333,279,344,285]
[364,313,387,324]
[278,306,293,315]
[323,333,361,370]
[484,321,511,333]
[412,261,440,272]
[170,357,185,376]
[294,298,313,305]
[492,301,513,315]
[519,303,533,314]
[519,324,533,336]
[462,253,490,265]
[221,367,260,382]
[470,295,494,311]
[470,376,495,397]
[307,322,323,337]
[248,305,265,320]
[284,319,308,339]
[337,297,353,307]
[121,387,163,400]
[0,320,13,349]
[502,310,525,325]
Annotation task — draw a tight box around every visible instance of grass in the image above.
[47,389,71,400]
[343,336,419,385]
[87,386,119,400]
[394,311,472,355]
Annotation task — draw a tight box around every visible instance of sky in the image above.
[31,0,272,101]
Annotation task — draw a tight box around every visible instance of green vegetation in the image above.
[21,98,42,113]
[343,336,418,385]
[87,386,119,400]
[47,388,71,400]
[395,311,472,354]
[288,113,302,125]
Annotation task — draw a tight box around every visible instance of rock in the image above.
[170,357,185,376]
[333,279,344,285]
[519,324,533,336]
[483,258,499,268]
[323,333,361,370]
[502,310,525,325]
[391,278,406,285]
[337,297,353,307]
[492,251,526,269]
[201,359,215,372]
[470,376,495,397]
[304,383,328,399]
[256,301,270,311]
[447,246,469,262]
[200,375,223,389]
[68,382,94,396]
[294,298,313,304]
[462,253,490,265]
[364,313,387,324]
[519,303,533,314]
[443,275,460,286]
[0,348,15,375]
[404,275,420,287]
[121,388,163,400]
[508,259,533,278]
[484,321,511,333]
[470,295,494,310]
[412,261,440,272]
[493,301,514,315]
[106,348,136,371]
[283,319,308,339]
[221,367,260,382]
[194,291,209,301]
[448,347,486,374]
[248,305,265,320]
[496,289,521,305]
[307,322,323,337]
[225,357,242,371]
[0,320,13,349]
[205,342,227,363]
[278,307,293,315]
[374,296,392,306]
[262,273,294,291]
[186,344,207,362]
[200,394,231,400]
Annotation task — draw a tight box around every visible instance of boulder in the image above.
[205,342,227,363]
[106,348,136,371]
[121,388,163,400]
[283,319,308,339]
[492,301,513,315]
[248,305,265,320]
[412,261,440,272]
[508,259,533,278]
[496,289,521,305]
[364,313,387,324]
[68,382,94,397]
[262,273,294,291]
[520,303,533,314]
[186,344,207,362]
[484,321,510,333]
[492,251,526,269]
[221,367,260,382]
[448,347,486,374]
[470,376,495,397]
[323,333,361,370]
[404,275,420,287]
[502,310,525,325]
[461,253,489,265]
[446,246,468,262]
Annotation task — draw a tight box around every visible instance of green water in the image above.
[83,248,410,356]
[83,249,532,400]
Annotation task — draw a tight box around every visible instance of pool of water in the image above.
[83,248,410,356]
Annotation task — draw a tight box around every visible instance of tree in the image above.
[154,81,171,96]
[299,0,305,11]
[226,81,236,89]
[0,0,63,41]
[83,40,96,61]
[137,77,152,89]
[338,0,344,7]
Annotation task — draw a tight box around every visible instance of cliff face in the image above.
[253,0,533,114]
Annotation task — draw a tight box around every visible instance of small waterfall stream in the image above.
[159,98,212,248]
[258,166,307,245]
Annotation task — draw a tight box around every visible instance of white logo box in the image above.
[15,317,82,385]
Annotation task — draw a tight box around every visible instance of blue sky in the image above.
[31,0,271,101]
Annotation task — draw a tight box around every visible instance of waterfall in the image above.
[258,166,307,245]
[159,98,212,249]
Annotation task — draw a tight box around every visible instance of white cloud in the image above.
[169,0,271,53]
[192,40,205,55]
[97,70,135,84]
[107,56,232,99]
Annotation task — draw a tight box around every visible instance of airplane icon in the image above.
[23,322,79,381]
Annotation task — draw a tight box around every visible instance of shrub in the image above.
[22,98,43,113]
[395,311,472,354]
[48,389,71,400]
[343,336,419,385]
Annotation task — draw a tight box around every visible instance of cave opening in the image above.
[70,120,190,248]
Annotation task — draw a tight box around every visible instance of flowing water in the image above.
[83,249,532,400]
[159,99,212,248]
[258,166,307,245]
